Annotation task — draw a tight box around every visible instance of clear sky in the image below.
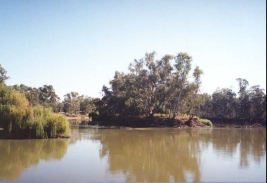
[0,0,266,99]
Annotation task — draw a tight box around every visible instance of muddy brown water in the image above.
[0,127,266,182]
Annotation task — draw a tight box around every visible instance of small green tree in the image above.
[0,64,9,83]
[63,92,81,114]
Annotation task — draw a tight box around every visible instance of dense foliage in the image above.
[96,52,266,124]
[12,84,62,112]
[97,52,203,119]
[62,92,97,115]
[198,79,266,123]
[1,51,266,127]
[11,84,98,115]
[0,83,70,138]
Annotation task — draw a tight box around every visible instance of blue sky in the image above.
[0,0,266,99]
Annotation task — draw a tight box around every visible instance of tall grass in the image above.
[0,83,70,138]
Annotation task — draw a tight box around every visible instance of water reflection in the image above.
[69,126,99,144]
[91,129,202,182]
[91,128,266,182]
[198,129,266,168]
[0,128,265,182]
[0,139,69,181]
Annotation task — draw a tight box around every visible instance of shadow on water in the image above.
[0,139,69,181]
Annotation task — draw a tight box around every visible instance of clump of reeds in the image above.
[0,83,70,138]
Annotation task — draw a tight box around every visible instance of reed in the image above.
[0,83,70,138]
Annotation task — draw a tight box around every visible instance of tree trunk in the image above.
[172,91,182,119]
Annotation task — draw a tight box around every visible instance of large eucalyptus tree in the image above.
[102,52,203,118]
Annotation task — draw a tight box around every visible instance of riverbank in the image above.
[58,112,89,120]
[87,116,266,129]
[87,116,212,128]
[1,116,265,139]
[206,118,266,128]
[65,116,89,120]
[59,113,266,129]
[0,128,71,139]
[212,123,265,128]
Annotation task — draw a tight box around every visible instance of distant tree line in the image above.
[1,51,266,125]
[11,84,97,115]
[0,64,97,116]
[61,92,97,115]
[198,79,266,122]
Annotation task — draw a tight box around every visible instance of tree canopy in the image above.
[1,52,266,126]
[99,52,203,119]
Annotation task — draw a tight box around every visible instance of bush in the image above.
[0,83,70,138]
[199,118,213,127]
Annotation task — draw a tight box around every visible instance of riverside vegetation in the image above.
[0,83,70,138]
[0,52,266,138]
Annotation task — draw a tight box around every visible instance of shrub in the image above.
[0,83,70,138]
[199,118,213,127]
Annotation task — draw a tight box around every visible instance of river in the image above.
[0,127,266,182]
